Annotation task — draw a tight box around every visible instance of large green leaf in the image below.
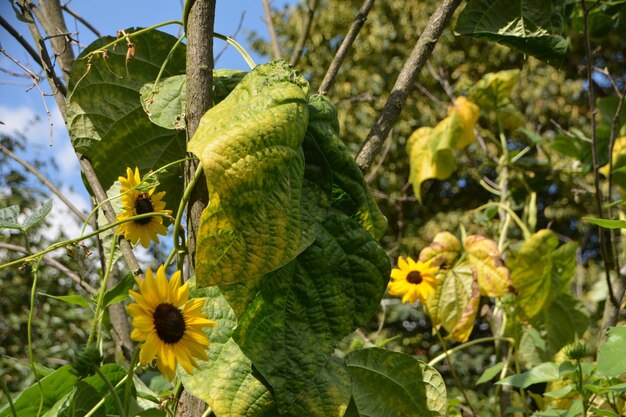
[597,326,626,377]
[455,0,568,66]
[427,262,480,342]
[232,210,390,412]
[464,234,511,297]
[66,28,186,215]
[189,61,314,286]
[179,286,279,417]
[306,95,387,239]
[345,348,447,417]
[0,365,77,417]
[509,229,577,319]
[139,70,247,130]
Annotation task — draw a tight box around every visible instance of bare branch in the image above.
[318,0,375,96]
[33,0,76,83]
[61,3,102,38]
[0,14,44,69]
[0,242,97,294]
[355,0,462,172]
[289,0,318,67]
[262,0,282,60]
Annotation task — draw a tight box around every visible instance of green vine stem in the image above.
[26,257,44,417]
[83,373,129,417]
[146,34,185,101]
[428,336,515,367]
[213,32,257,69]
[0,212,172,271]
[123,348,141,416]
[86,235,118,348]
[95,367,126,417]
[0,377,17,417]
[169,163,204,271]
[473,202,531,240]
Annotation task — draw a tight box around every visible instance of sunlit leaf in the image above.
[67,28,186,215]
[189,62,315,286]
[407,98,479,203]
[467,70,520,111]
[345,348,447,417]
[476,362,505,385]
[419,231,462,268]
[455,0,568,66]
[583,217,626,229]
[232,209,389,412]
[464,235,511,297]
[39,293,91,310]
[597,326,626,377]
[103,273,135,308]
[427,262,480,342]
[0,204,20,230]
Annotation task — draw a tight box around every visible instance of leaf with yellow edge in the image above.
[419,231,462,269]
[468,69,520,111]
[407,98,479,203]
[599,136,626,190]
[464,235,511,297]
[427,262,480,342]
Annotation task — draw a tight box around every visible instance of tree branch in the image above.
[0,142,88,223]
[262,0,282,60]
[318,0,375,96]
[61,3,102,38]
[179,0,216,414]
[0,242,97,294]
[0,15,44,70]
[34,0,76,83]
[289,0,318,67]
[355,0,462,172]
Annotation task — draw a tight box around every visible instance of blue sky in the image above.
[0,1,296,236]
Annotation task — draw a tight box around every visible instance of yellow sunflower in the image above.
[388,256,440,304]
[128,265,217,381]
[115,167,171,248]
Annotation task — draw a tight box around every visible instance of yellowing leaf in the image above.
[407,97,480,203]
[419,231,462,269]
[427,263,480,342]
[464,235,511,297]
[468,69,520,111]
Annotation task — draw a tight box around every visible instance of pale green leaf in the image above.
[67,29,186,215]
[22,200,53,230]
[39,293,91,310]
[584,217,626,229]
[476,362,505,385]
[232,209,390,412]
[190,61,314,286]
[345,348,446,417]
[497,362,560,388]
[598,326,626,377]
[464,234,511,297]
[455,0,568,66]
[0,204,20,230]
[419,231,462,269]
[427,262,480,342]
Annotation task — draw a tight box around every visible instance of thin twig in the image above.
[215,11,245,63]
[0,15,44,69]
[318,0,375,96]
[61,3,102,37]
[355,0,462,172]
[365,128,393,183]
[0,142,87,222]
[261,0,282,60]
[582,0,619,308]
[0,242,96,294]
[289,0,318,67]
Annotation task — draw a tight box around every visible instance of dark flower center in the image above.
[134,194,154,225]
[153,303,186,344]
[406,271,423,284]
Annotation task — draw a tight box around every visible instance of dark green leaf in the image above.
[597,96,626,130]
[59,381,105,417]
[103,273,135,308]
[233,210,390,412]
[455,0,568,66]
[67,28,186,216]
[0,365,78,417]
[22,200,53,230]
[82,364,132,415]
[598,326,626,377]
[0,204,21,230]
[345,348,447,417]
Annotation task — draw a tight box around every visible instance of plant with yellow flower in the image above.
[388,256,440,305]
